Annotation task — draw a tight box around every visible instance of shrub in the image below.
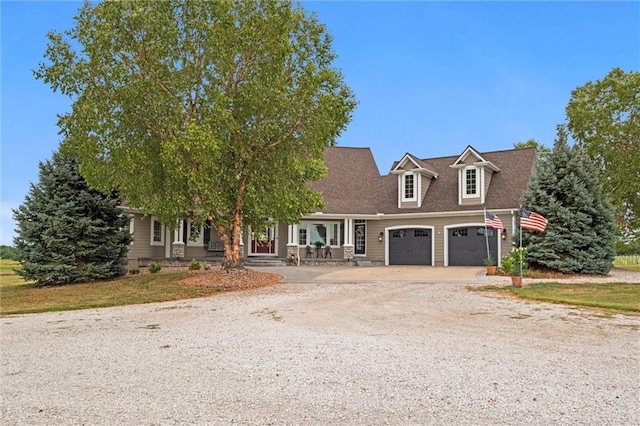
[203,264,211,271]
[129,268,140,275]
[502,248,528,275]
[189,259,201,270]
[148,262,162,274]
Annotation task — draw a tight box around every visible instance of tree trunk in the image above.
[212,211,244,270]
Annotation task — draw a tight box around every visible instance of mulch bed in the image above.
[179,268,283,291]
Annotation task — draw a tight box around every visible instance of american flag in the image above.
[520,209,548,233]
[484,211,504,229]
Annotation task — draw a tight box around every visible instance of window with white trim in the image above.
[402,172,416,201]
[120,214,135,244]
[299,222,340,247]
[182,220,204,246]
[463,167,479,197]
[150,217,164,246]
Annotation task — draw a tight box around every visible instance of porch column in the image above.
[342,218,354,261]
[172,220,185,259]
[164,225,171,258]
[286,224,300,264]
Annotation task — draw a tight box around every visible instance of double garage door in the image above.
[389,228,432,265]
[448,226,498,266]
[388,226,498,266]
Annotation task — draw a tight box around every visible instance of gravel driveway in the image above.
[2,268,639,425]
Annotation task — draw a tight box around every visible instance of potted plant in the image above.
[501,248,528,288]
[483,255,497,275]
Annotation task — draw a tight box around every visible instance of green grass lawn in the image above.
[477,282,640,313]
[0,259,227,316]
[0,260,31,286]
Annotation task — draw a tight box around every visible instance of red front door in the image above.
[251,226,276,255]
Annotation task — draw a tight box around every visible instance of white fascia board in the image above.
[391,154,421,173]
[473,160,500,172]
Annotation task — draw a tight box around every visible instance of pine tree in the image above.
[521,125,616,274]
[13,152,131,285]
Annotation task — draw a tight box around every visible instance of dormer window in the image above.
[451,147,500,205]
[402,172,416,201]
[392,153,438,208]
[464,167,478,197]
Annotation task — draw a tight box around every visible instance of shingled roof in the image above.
[311,146,537,215]
[309,147,382,214]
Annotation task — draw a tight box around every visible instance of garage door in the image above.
[389,228,432,265]
[448,227,498,266]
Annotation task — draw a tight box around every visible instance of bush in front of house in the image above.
[148,262,162,274]
[189,259,201,270]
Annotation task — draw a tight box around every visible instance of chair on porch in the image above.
[305,245,314,258]
[324,245,332,259]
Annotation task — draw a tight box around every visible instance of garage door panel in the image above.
[448,227,498,266]
[389,228,432,265]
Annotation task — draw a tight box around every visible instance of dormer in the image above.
[390,153,438,208]
[449,146,500,205]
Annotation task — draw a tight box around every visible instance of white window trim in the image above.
[186,221,204,246]
[150,216,165,246]
[462,166,480,199]
[401,172,418,202]
[298,221,341,247]
[128,215,135,244]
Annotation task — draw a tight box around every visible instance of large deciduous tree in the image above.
[13,152,131,286]
[521,126,615,274]
[513,139,551,161]
[565,67,640,234]
[35,0,356,269]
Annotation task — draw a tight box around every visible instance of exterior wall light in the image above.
[378,232,384,242]
[501,229,507,240]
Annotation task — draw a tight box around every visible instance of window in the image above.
[414,229,430,238]
[203,221,211,245]
[476,227,494,237]
[329,223,339,246]
[182,220,203,246]
[150,217,164,246]
[451,228,468,237]
[299,222,339,247]
[392,230,406,238]
[354,220,366,255]
[402,173,416,201]
[299,226,308,246]
[120,214,135,245]
[464,167,478,197]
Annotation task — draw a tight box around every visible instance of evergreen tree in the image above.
[521,125,615,274]
[13,152,131,285]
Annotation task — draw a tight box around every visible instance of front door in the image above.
[250,225,277,255]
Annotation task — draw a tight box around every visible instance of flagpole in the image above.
[519,208,523,281]
[484,208,490,260]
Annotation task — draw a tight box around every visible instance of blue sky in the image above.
[1,1,638,246]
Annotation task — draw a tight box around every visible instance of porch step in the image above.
[244,257,289,267]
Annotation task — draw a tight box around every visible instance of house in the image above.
[121,145,537,268]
